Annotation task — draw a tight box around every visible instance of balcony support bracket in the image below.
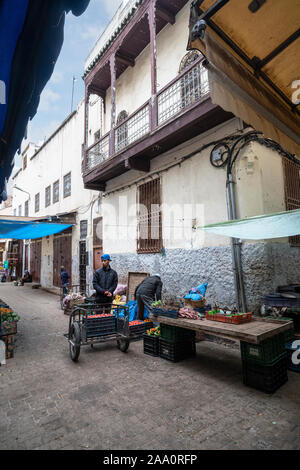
[125,158,150,172]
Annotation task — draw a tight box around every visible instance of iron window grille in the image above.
[53,180,59,203]
[45,186,51,207]
[80,220,88,239]
[35,193,40,213]
[63,172,71,198]
[137,178,162,254]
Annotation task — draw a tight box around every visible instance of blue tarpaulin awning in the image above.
[0,219,72,240]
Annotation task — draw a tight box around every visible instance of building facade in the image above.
[11,101,102,293]
[81,0,300,311]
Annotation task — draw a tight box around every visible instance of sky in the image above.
[26,0,123,146]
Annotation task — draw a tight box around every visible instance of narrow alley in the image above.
[0,284,299,451]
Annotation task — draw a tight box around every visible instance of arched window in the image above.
[179,50,207,108]
[179,50,202,73]
[116,110,129,151]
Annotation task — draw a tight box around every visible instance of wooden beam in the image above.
[156,5,175,25]
[116,52,135,67]
[87,84,106,98]
[125,158,150,172]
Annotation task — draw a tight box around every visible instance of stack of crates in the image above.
[240,333,288,393]
[83,313,116,338]
[159,324,195,362]
[2,334,15,359]
[143,334,160,357]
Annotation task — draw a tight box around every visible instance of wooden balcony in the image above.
[83,59,232,191]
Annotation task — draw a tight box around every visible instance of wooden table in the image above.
[150,315,293,344]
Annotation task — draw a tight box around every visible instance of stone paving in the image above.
[0,283,299,450]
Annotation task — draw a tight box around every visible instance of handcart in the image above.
[65,303,144,362]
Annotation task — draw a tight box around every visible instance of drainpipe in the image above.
[226,173,247,312]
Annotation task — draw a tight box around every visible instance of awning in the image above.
[201,208,300,240]
[0,0,90,201]
[0,219,72,240]
[188,0,300,157]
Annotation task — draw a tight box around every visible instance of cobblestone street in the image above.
[0,283,299,451]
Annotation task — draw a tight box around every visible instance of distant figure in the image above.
[134,274,163,320]
[20,270,32,285]
[61,266,70,296]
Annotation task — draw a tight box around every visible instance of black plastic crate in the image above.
[159,337,196,362]
[144,320,153,331]
[242,356,288,393]
[143,334,159,357]
[83,314,116,337]
[117,318,145,336]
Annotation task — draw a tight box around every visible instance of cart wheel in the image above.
[117,339,130,353]
[69,322,81,362]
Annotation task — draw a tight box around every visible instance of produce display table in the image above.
[149,315,293,344]
[150,315,295,393]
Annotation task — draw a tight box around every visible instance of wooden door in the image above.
[24,245,28,271]
[53,231,72,287]
[93,217,103,271]
[30,239,41,283]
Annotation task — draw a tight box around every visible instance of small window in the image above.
[94,130,101,142]
[137,178,162,254]
[63,172,71,198]
[25,200,29,217]
[23,155,27,170]
[13,209,16,216]
[80,220,88,239]
[45,186,51,208]
[35,193,40,213]
[18,205,22,216]
[53,180,59,203]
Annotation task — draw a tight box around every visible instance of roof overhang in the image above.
[188,0,300,156]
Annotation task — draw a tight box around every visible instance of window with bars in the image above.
[283,158,300,246]
[35,193,40,213]
[13,209,16,216]
[80,220,88,239]
[45,185,51,207]
[18,205,22,216]
[63,172,71,198]
[53,180,59,203]
[137,178,162,254]
[25,200,29,217]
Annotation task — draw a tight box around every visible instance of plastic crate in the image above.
[159,337,195,362]
[286,341,300,373]
[240,333,286,365]
[83,314,116,337]
[144,320,153,331]
[160,324,195,342]
[206,311,252,324]
[242,356,288,393]
[152,308,178,319]
[143,334,159,357]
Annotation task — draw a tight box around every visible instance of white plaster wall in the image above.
[12,100,97,219]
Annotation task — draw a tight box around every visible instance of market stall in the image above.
[0,300,20,361]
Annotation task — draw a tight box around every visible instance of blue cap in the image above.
[101,254,111,261]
